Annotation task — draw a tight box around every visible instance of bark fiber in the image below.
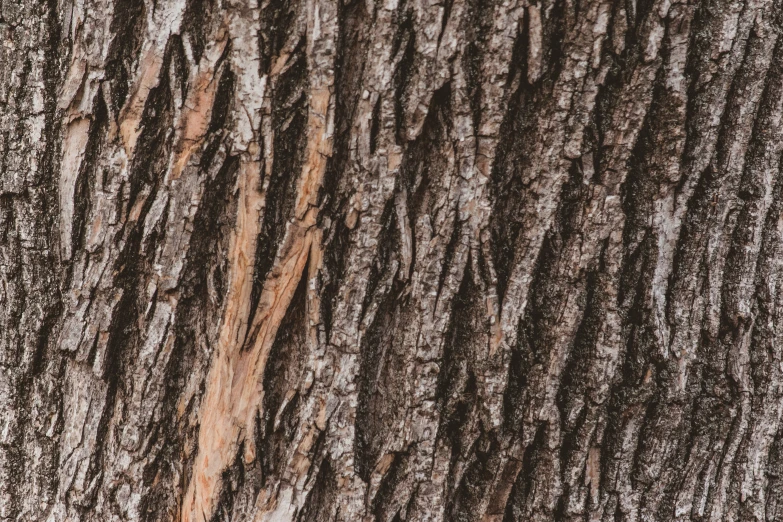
[2,0,783,520]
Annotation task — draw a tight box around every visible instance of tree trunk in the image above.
[3,0,783,520]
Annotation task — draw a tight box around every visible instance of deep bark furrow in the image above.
[4,0,783,521]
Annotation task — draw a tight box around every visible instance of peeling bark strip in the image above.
[7,0,783,521]
[181,1,335,520]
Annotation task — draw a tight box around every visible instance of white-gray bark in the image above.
[2,0,783,520]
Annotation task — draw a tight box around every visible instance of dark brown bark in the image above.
[2,0,783,520]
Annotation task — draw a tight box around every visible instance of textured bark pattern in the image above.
[3,0,783,520]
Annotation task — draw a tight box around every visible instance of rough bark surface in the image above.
[3,0,783,520]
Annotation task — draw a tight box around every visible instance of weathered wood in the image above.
[3,0,783,520]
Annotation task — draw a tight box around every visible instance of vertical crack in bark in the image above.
[12,0,783,520]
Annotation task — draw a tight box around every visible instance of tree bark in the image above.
[3,0,783,520]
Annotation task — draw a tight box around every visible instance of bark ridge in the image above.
[2,0,783,521]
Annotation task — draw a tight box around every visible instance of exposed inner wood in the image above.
[7,0,783,521]
[181,5,335,516]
